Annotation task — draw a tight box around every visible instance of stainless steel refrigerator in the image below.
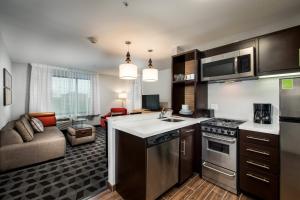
[280,77,300,200]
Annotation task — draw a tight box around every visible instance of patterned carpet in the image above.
[0,127,108,200]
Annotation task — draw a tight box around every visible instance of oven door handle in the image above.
[202,133,236,143]
[202,162,236,177]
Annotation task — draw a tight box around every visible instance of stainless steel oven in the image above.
[202,132,237,171]
[201,47,255,82]
[201,118,245,194]
[202,131,238,194]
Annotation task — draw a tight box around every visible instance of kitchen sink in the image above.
[162,118,184,122]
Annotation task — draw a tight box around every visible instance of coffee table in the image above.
[67,124,96,146]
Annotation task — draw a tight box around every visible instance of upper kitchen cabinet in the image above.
[202,38,257,58]
[258,26,300,75]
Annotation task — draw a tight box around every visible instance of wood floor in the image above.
[90,175,254,200]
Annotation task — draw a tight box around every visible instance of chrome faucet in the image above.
[159,107,172,119]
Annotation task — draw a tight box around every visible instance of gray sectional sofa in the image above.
[0,115,66,172]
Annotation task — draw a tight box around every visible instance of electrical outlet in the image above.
[210,104,218,110]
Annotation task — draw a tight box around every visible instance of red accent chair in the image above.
[100,108,128,127]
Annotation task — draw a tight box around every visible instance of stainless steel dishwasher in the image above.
[146,130,180,200]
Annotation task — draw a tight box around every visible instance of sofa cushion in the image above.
[1,121,15,131]
[15,117,34,142]
[36,116,56,127]
[30,118,44,133]
[34,126,65,142]
[21,114,31,121]
[0,128,23,146]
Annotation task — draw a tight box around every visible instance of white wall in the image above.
[208,78,279,122]
[0,32,12,128]
[11,63,29,120]
[142,68,172,107]
[98,74,132,114]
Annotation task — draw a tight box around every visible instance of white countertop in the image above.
[239,121,280,135]
[110,113,210,138]
[109,112,280,137]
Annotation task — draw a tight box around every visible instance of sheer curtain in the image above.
[127,75,142,112]
[29,63,101,117]
[29,64,52,112]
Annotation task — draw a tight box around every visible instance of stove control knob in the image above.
[218,129,222,134]
[230,131,235,135]
[212,128,216,132]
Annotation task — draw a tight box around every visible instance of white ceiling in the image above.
[0,0,300,75]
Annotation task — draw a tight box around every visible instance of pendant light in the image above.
[119,41,138,80]
[143,49,158,82]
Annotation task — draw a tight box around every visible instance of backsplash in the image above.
[208,78,280,123]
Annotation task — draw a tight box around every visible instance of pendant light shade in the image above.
[143,68,158,82]
[119,63,138,80]
[119,41,138,80]
[143,50,158,82]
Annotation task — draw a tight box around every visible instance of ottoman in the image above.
[67,124,96,146]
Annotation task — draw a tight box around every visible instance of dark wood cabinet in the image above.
[239,130,280,200]
[202,38,257,58]
[258,26,300,75]
[194,124,202,174]
[116,130,147,200]
[179,125,195,184]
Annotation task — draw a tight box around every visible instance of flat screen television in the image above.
[142,94,160,111]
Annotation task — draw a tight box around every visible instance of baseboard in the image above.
[107,181,116,192]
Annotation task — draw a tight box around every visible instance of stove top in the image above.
[202,118,245,129]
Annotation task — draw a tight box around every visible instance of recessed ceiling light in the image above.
[122,1,129,7]
[87,36,97,44]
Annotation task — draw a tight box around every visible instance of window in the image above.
[51,76,91,117]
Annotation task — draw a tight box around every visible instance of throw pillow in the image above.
[30,117,44,133]
[15,117,34,142]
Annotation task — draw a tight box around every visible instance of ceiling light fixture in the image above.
[122,1,129,7]
[143,49,158,82]
[119,41,138,80]
[87,36,97,44]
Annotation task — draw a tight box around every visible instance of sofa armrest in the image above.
[28,112,57,127]
[29,112,55,117]
[0,131,66,172]
[0,129,23,146]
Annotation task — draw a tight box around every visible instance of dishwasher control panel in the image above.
[146,130,180,147]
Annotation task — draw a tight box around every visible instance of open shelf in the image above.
[171,50,208,116]
[172,80,195,85]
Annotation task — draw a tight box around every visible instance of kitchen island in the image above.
[106,113,209,194]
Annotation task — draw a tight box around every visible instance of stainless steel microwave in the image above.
[201,47,255,82]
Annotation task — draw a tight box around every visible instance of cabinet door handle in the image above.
[246,173,270,183]
[181,140,186,156]
[246,148,270,156]
[246,160,270,170]
[184,129,195,133]
[246,136,270,142]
